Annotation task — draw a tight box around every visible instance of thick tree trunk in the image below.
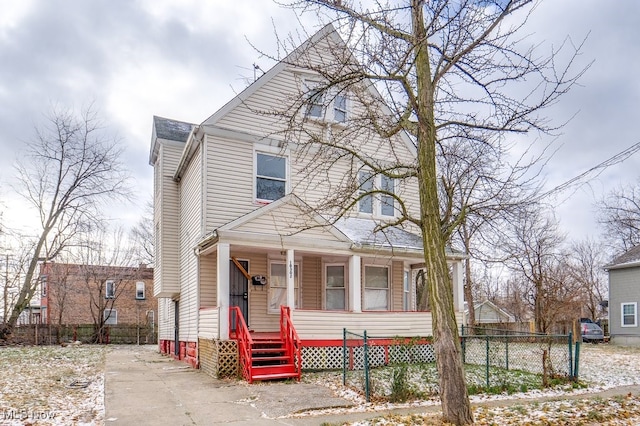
[413,2,473,424]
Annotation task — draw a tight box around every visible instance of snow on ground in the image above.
[0,345,105,426]
[0,342,639,425]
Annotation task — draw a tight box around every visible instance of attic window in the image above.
[306,85,324,118]
[256,152,287,202]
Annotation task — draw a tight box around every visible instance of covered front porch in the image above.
[193,196,465,380]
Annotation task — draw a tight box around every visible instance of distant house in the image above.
[150,24,466,381]
[39,262,156,331]
[605,245,640,346]
[465,300,515,325]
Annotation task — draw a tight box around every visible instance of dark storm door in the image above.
[230,260,249,331]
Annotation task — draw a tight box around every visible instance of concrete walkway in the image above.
[104,345,376,425]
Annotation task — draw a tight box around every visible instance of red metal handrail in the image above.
[280,306,302,381]
[230,307,254,382]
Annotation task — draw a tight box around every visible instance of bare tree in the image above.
[502,206,581,333]
[597,180,640,253]
[257,1,588,423]
[74,227,133,343]
[567,238,608,322]
[130,199,154,267]
[7,105,130,327]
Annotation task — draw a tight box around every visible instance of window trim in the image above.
[621,302,637,327]
[135,281,146,300]
[357,171,396,218]
[323,263,347,311]
[104,309,117,325]
[303,79,349,123]
[403,269,410,311]
[363,264,390,311]
[253,147,290,204]
[267,260,300,314]
[105,280,115,299]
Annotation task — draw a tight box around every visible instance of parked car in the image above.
[581,322,604,343]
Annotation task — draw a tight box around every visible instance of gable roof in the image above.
[605,244,640,270]
[199,23,417,156]
[464,300,515,323]
[149,116,194,165]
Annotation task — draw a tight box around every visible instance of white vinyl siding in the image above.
[158,298,174,341]
[199,253,217,307]
[622,302,637,327]
[178,147,203,342]
[198,308,219,339]
[154,142,182,297]
[290,310,461,340]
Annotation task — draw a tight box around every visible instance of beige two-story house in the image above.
[150,24,465,382]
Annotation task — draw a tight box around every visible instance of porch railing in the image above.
[229,306,254,381]
[280,306,302,380]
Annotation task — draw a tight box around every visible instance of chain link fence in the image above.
[461,326,579,388]
[342,326,580,402]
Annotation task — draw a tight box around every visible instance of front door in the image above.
[230,260,249,330]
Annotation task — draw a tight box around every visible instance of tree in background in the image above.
[568,238,608,322]
[130,199,154,267]
[266,1,587,423]
[6,105,130,327]
[598,180,640,253]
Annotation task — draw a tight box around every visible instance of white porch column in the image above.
[451,260,464,313]
[286,249,295,309]
[348,255,361,312]
[217,243,230,340]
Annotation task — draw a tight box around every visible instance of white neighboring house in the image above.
[150,24,466,381]
[464,300,515,325]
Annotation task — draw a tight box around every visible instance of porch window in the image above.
[364,265,389,310]
[622,302,637,327]
[325,264,346,310]
[268,262,299,313]
[256,152,286,202]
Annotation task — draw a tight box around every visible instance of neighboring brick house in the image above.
[39,262,156,329]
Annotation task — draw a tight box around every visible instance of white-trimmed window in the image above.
[325,264,346,310]
[304,80,348,122]
[358,172,395,217]
[333,93,347,123]
[364,265,390,310]
[622,302,637,327]
[136,281,145,300]
[255,152,287,202]
[104,309,117,325]
[268,261,300,313]
[105,280,115,299]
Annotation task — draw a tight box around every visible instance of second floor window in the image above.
[256,153,286,202]
[105,280,115,299]
[136,282,145,300]
[358,172,395,217]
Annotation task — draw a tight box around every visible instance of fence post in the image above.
[363,330,370,403]
[342,328,347,386]
[505,335,509,370]
[573,340,581,380]
[485,335,490,388]
[568,332,573,378]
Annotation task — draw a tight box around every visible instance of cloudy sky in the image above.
[0,0,639,247]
